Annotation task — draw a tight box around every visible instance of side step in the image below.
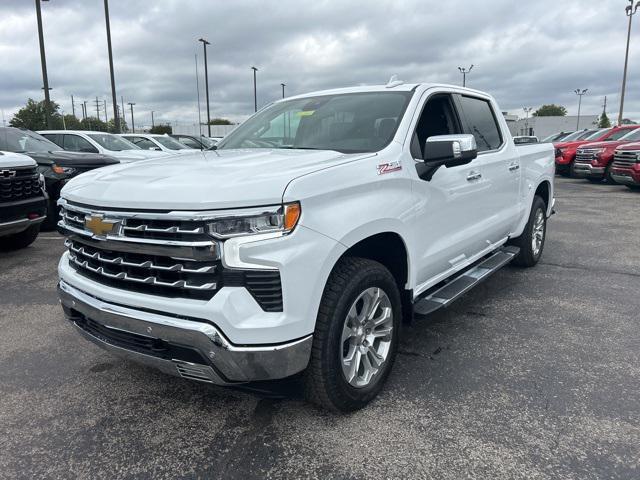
[413,246,520,317]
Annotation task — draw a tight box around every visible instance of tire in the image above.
[304,257,401,412]
[41,196,58,231]
[586,177,602,183]
[509,196,547,268]
[0,224,40,250]
[604,165,617,185]
[626,185,640,191]
[568,161,577,178]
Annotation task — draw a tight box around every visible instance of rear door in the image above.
[456,94,520,240]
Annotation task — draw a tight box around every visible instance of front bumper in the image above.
[611,168,640,186]
[573,162,605,178]
[58,280,313,384]
[0,196,47,236]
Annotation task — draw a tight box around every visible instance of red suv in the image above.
[611,142,640,191]
[554,125,640,176]
[573,127,640,183]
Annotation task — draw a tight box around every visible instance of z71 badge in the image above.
[377,161,402,175]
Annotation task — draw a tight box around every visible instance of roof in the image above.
[37,130,116,135]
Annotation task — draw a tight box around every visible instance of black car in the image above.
[0,127,119,229]
[170,134,217,150]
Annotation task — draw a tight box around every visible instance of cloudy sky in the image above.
[0,0,638,128]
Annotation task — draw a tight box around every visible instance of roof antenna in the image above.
[386,75,404,88]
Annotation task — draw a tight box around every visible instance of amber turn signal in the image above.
[284,202,301,231]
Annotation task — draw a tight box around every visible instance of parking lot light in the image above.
[128,102,135,133]
[575,89,588,130]
[251,66,258,112]
[281,83,286,99]
[198,38,212,137]
[618,0,640,126]
[35,0,52,129]
[458,64,474,87]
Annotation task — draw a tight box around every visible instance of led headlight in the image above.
[207,202,301,239]
[38,173,45,190]
[52,164,76,175]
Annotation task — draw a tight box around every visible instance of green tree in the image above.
[207,118,233,125]
[149,124,172,134]
[9,98,62,130]
[597,112,612,128]
[533,104,568,117]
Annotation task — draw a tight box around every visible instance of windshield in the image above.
[578,129,603,140]
[0,127,60,153]
[618,128,640,142]
[605,128,638,141]
[218,91,413,153]
[88,133,140,151]
[543,132,572,142]
[154,136,189,150]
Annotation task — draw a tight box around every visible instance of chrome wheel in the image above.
[340,287,394,388]
[531,208,545,257]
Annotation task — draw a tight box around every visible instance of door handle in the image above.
[508,163,520,171]
[466,171,482,181]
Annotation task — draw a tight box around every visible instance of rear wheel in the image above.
[304,257,401,412]
[0,224,40,250]
[509,196,547,267]
[604,164,617,185]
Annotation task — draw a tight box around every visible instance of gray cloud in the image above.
[1,0,639,127]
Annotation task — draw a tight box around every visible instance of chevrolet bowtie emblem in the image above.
[85,215,118,237]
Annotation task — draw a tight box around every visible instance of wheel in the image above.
[509,196,547,268]
[304,257,401,412]
[41,196,58,231]
[568,161,577,178]
[626,185,640,191]
[604,165,617,185]
[0,224,40,250]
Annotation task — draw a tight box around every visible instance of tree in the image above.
[598,112,611,128]
[9,98,62,130]
[149,124,172,134]
[532,104,568,117]
[207,118,233,125]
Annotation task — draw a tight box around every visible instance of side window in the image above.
[177,137,201,149]
[458,96,503,152]
[411,94,461,159]
[130,137,157,150]
[41,134,63,148]
[63,134,96,152]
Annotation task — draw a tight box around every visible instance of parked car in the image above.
[0,127,119,229]
[573,127,640,183]
[513,136,539,145]
[120,134,194,154]
[554,126,640,176]
[541,131,574,143]
[0,151,47,249]
[611,142,640,190]
[38,130,172,163]
[170,134,217,150]
[56,81,554,411]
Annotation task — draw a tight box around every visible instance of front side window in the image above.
[63,134,96,152]
[458,96,503,152]
[604,128,637,141]
[127,137,157,150]
[411,94,461,159]
[154,136,188,150]
[218,91,413,154]
[87,133,140,151]
[0,128,60,153]
[177,137,202,149]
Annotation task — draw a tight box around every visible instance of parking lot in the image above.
[0,177,638,479]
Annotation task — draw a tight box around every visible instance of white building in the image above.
[507,115,599,139]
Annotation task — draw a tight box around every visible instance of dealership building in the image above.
[504,114,599,139]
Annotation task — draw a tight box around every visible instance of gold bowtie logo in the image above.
[85,215,118,236]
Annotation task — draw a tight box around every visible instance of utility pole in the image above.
[35,0,52,129]
[83,101,88,120]
[151,111,155,127]
[523,107,532,136]
[103,99,108,122]
[95,96,101,119]
[128,102,135,133]
[458,64,474,87]
[575,88,588,130]
[104,0,120,132]
[198,38,212,137]
[281,83,286,99]
[71,94,76,118]
[195,53,203,138]
[619,1,640,125]
[251,66,258,112]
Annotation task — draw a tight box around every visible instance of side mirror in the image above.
[416,134,478,180]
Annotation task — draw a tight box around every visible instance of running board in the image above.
[413,246,520,317]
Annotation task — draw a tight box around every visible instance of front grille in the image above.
[612,150,639,169]
[575,151,597,164]
[0,167,40,203]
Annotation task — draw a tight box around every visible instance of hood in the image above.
[24,150,119,167]
[61,148,371,210]
[616,141,640,151]
[107,149,172,163]
[554,140,594,149]
[576,140,630,151]
[0,151,36,168]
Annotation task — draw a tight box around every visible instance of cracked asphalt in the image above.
[1,177,638,479]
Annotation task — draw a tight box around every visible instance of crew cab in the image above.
[0,127,119,229]
[554,125,640,176]
[574,127,640,183]
[38,130,172,163]
[56,82,555,411]
[611,142,640,190]
[120,133,194,154]
[0,151,47,249]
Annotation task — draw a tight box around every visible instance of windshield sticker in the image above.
[296,110,315,117]
[377,161,402,175]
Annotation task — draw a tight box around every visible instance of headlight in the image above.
[52,164,76,175]
[207,202,301,239]
[38,173,45,189]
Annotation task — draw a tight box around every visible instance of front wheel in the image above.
[0,224,40,251]
[627,185,640,191]
[304,257,401,412]
[509,195,547,267]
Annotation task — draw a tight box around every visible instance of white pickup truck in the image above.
[56,81,555,411]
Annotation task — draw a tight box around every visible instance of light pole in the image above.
[251,66,258,112]
[281,83,286,99]
[574,89,588,130]
[35,0,52,129]
[151,110,155,128]
[128,102,135,133]
[104,0,120,132]
[523,107,532,136]
[458,64,474,87]
[618,1,640,125]
[198,38,212,137]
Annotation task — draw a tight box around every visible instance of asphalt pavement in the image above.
[1,177,638,479]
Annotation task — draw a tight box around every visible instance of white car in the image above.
[120,134,195,155]
[56,81,555,411]
[38,130,172,163]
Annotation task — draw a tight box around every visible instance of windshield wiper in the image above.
[277,146,327,150]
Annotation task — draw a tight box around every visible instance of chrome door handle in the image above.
[508,163,520,171]
[466,171,482,181]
